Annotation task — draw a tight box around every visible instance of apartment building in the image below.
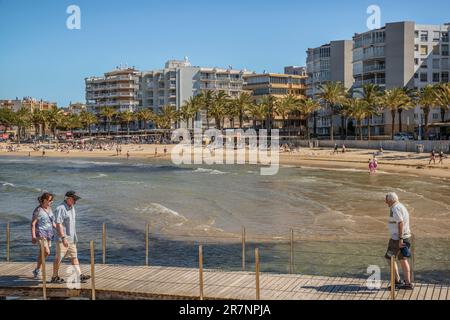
[353,21,450,137]
[140,59,251,113]
[284,66,307,76]
[85,67,140,114]
[243,72,307,130]
[306,40,354,136]
[0,97,57,112]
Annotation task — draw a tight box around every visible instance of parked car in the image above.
[394,132,413,141]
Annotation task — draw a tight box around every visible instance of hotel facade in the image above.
[86,59,252,129]
[306,21,450,138]
[243,72,307,130]
[306,40,354,136]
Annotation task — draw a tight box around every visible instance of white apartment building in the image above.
[306,21,450,139]
[353,22,450,137]
[85,67,140,114]
[306,41,354,136]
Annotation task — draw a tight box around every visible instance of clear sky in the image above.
[0,0,449,106]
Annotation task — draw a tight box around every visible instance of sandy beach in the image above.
[1,142,449,179]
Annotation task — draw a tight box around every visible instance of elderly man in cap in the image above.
[51,191,90,284]
[384,192,414,290]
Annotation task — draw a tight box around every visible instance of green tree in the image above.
[358,84,382,140]
[417,85,438,140]
[380,88,411,140]
[80,111,98,137]
[319,82,347,141]
[100,107,116,136]
[136,109,155,133]
[297,98,322,139]
[120,111,135,136]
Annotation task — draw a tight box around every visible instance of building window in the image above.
[442,45,449,56]
[420,31,428,42]
[433,59,440,69]
[443,32,449,42]
[415,31,419,39]
[415,44,419,52]
[414,73,419,79]
[415,58,419,65]
[442,72,449,82]
[442,58,449,70]
[433,73,440,82]
[433,31,441,41]
[420,73,428,82]
[433,113,439,120]
[420,46,428,55]
[433,45,440,55]
[421,59,428,68]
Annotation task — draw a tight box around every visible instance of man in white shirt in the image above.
[384,192,414,290]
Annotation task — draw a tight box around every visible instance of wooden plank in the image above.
[424,284,435,301]
[431,285,442,301]
[439,286,449,300]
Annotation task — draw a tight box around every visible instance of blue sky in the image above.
[0,0,449,106]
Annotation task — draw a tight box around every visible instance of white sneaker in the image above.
[32,269,42,280]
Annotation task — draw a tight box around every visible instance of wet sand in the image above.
[2,142,449,179]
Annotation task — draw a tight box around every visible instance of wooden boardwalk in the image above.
[0,262,448,300]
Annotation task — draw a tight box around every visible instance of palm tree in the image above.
[319,82,347,141]
[297,98,322,140]
[260,95,278,131]
[400,87,418,133]
[434,83,450,122]
[100,107,116,136]
[120,111,135,136]
[198,90,215,129]
[157,105,178,131]
[13,107,31,142]
[417,85,438,140]
[46,107,63,138]
[209,91,229,130]
[348,98,370,141]
[136,109,155,133]
[79,111,98,137]
[0,108,14,134]
[30,109,44,137]
[358,84,382,140]
[276,94,299,136]
[232,92,253,129]
[179,97,200,129]
[380,88,411,140]
[247,102,268,130]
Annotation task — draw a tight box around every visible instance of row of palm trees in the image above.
[1,83,449,141]
[319,82,450,140]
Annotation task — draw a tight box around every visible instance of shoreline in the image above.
[1,143,449,179]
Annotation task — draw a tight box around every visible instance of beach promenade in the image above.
[0,262,448,300]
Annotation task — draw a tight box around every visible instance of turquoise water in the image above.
[0,156,449,283]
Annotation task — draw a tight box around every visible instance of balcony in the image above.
[363,65,386,73]
[354,78,386,87]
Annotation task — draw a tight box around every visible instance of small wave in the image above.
[193,168,228,175]
[90,173,108,179]
[1,181,15,187]
[135,203,188,222]
[63,160,121,166]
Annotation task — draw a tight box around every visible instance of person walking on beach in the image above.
[333,144,339,155]
[51,191,90,284]
[31,192,55,279]
[342,144,346,154]
[126,151,130,160]
[429,150,436,165]
[438,151,445,166]
[384,192,414,290]
[155,147,158,157]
